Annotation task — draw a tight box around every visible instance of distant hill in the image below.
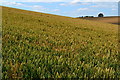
[2,6,119,79]
[77,16,120,25]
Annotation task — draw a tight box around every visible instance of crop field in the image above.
[79,16,120,25]
[2,6,120,79]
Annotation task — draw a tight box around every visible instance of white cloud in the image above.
[31,5,47,12]
[70,0,119,3]
[70,0,80,4]
[30,5,60,13]
[77,8,88,11]
[1,0,65,2]
[59,2,90,6]
[92,0,119,2]
[53,9,60,11]
[1,0,119,2]
[2,1,24,6]
[59,3,66,6]
[2,1,47,12]
[91,3,118,9]
[33,5,43,9]
[112,9,117,11]
[80,2,90,5]
[12,2,23,6]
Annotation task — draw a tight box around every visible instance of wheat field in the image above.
[1,6,120,79]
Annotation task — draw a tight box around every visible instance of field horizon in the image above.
[77,16,120,25]
[2,6,120,24]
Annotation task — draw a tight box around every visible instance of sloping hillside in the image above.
[2,6,119,79]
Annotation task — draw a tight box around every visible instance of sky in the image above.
[1,0,119,17]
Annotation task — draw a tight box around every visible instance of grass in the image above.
[2,6,120,79]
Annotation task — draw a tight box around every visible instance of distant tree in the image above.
[98,13,104,17]
[85,16,89,17]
